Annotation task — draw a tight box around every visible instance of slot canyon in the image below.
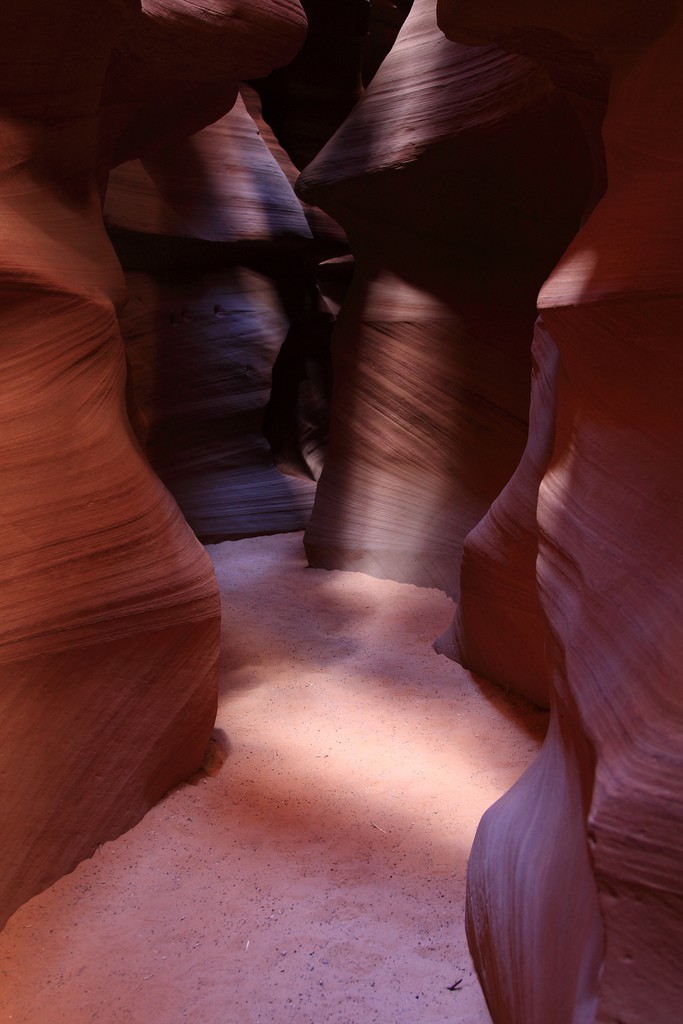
[0,1,681,1022]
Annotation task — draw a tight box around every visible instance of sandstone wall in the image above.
[105,95,321,539]
[0,0,305,929]
[297,0,591,601]
[436,1,683,1020]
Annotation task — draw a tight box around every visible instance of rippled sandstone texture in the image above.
[0,0,306,929]
[297,0,592,598]
[101,0,308,169]
[437,1,683,1021]
[105,94,321,539]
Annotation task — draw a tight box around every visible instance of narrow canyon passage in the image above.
[0,533,546,1024]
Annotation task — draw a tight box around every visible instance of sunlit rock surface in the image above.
[438,1,683,1021]
[0,0,305,928]
[297,0,591,595]
[106,97,312,243]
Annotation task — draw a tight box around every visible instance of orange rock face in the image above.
[0,0,305,928]
[437,1,683,1021]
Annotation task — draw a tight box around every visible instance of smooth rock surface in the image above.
[0,0,307,927]
[435,319,559,708]
[106,95,319,540]
[120,267,316,540]
[105,95,313,245]
[438,2,683,1022]
[101,0,307,167]
[297,0,592,597]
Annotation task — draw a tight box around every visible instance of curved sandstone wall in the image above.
[436,1,683,1021]
[3,7,682,1023]
[0,0,305,928]
[297,0,592,596]
[105,95,320,539]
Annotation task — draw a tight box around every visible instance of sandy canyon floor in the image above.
[0,532,547,1024]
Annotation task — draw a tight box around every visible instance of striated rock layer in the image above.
[434,319,560,707]
[119,267,317,540]
[0,0,305,928]
[297,0,592,595]
[106,95,319,539]
[101,0,307,169]
[437,1,683,1021]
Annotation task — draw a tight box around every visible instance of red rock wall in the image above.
[0,0,305,928]
[297,0,592,595]
[436,1,683,1021]
[4,8,682,1024]
[434,319,560,708]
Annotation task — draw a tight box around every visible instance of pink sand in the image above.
[0,532,546,1023]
